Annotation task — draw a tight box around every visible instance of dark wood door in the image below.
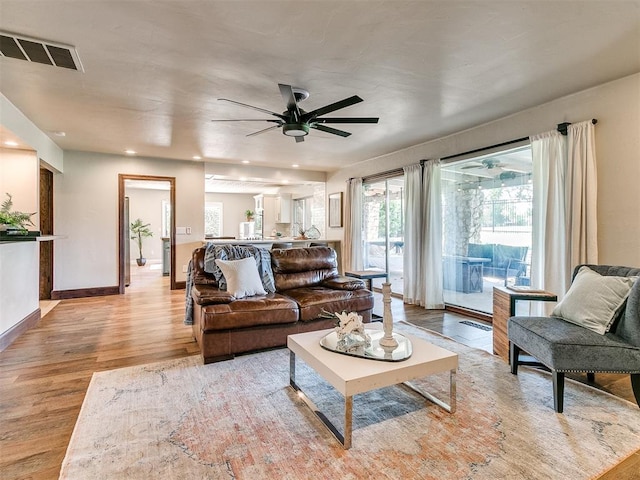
[39,168,54,299]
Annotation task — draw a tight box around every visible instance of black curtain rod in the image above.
[442,118,598,161]
[441,137,529,162]
[557,118,598,136]
[351,118,599,179]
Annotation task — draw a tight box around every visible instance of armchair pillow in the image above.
[551,266,637,334]
[215,257,267,299]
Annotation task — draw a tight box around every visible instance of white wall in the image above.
[205,192,255,237]
[54,151,204,290]
[327,73,640,267]
[0,93,63,172]
[126,187,170,261]
[0,149,39,226]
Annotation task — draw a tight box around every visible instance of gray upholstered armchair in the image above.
[508,264,640,413]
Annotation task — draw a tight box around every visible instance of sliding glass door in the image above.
[440,146,533,314]
[362,176,404,295]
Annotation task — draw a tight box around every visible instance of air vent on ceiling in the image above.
[0,31,83,72]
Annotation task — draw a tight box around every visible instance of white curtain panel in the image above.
[531,130,569,313]
[402,161,443,309]
[567,121,598,267]
[343,177,363,272]
[423,159,444,309]
[402,164,425,305]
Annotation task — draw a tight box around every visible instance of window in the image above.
[362,176,404,295]
[204,202,223,237]
[440,145,533,314]
[161,200,171,238]
[292,185,326,237]
[293,196,313,234]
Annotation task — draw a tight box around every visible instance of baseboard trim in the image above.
[0,308,41,352]
[174,281,186,290]
[51,286,120,300]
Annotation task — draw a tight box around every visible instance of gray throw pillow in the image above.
[551,266,638,334]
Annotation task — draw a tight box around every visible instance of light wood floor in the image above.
[1,266,638,479]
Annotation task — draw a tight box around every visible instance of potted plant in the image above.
[245,209,255,222]
[0,193,36,235]
[130,218,153,266]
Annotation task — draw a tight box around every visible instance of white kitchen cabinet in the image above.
[254,193,292,237]
[275,194,291,223]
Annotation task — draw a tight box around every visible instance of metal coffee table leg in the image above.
[403,368,457,413]
[289,350,353,449]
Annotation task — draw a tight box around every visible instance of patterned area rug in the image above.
[59,323,640,479]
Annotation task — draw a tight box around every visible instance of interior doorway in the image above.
[118,174,176,292]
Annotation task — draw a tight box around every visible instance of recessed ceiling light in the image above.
[282,180,289,184]
[4,141,19,147]
[125,149,136,155]
[241,160,250,164]
[292,164,299,168]
[192,155,201,160]
[239,177,247,181]
[53,131,66,137]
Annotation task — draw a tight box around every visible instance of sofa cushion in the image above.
[508,316,640,373]
[271,246,340,291]
[215,257,267,299]
[200,293,299,331]
[283,287,374,322]
[551,266,637,334]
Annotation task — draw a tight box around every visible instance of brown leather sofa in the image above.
[190,245,374,363]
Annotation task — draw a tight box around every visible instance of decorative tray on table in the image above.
[320,329,412,362]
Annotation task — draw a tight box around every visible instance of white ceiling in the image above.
[1,1,638,173]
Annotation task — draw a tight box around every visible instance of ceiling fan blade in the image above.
[311,124,351,137]
[218,98,285,119]
[459,170,494,179]
[278,83,301,120]
[246,125,281,137]
[302,95,363,121]
[295,136,305,143]
[313,117,379,124]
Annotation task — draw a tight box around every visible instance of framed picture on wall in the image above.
[328,192,343,228]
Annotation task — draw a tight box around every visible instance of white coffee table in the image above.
[287,324,458,449]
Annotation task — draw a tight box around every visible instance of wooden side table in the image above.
[492,286,557,363]
[344,270,388,291]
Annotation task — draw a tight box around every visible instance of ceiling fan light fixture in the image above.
[283,123,309,137]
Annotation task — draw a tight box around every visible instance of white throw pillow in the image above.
[551,266,637,334]
[215,257,267,299]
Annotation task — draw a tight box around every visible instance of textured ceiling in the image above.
[0,1,638,172]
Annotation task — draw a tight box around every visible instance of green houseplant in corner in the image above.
[130,218,153,266]
[0,193,36,236]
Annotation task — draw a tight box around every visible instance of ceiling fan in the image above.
[460,158,529,176]
[212,83,379,142]
[461,159,506,170]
